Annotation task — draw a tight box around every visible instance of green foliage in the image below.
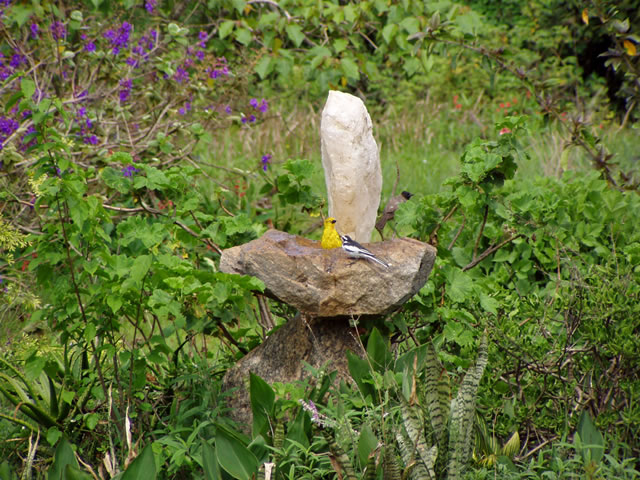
[1,0,639,478]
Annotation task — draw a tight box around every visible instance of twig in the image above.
[447,214,466,250]
[462,234,522,271]
[473,204,489,260]
[247,0,292,20]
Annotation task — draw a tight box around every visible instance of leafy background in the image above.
[0,0,639,478]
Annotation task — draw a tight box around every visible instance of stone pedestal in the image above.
[219,230,436,430]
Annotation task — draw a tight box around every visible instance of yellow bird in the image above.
[321,217,342,249]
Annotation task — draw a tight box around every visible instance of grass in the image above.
[194,94,638,212]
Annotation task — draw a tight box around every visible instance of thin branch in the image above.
[473,204,489,260]
[462,234,523,271]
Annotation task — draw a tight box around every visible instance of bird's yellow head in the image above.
[324,217,337,227]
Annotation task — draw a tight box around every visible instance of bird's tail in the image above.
[366,254,390,269]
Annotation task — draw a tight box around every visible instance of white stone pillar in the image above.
[320,91,382,243]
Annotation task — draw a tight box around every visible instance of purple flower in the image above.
[77,107,86,118]
[250,98,268,113]
[122,165,138,177]
[50,21,66,41]
[85,41,96,52]
[0,116,19,149]
[104,22,132,55]
[30,23,39,39]
[86,118,93,128]
[119,90,130,103]
[196,50,204,61]
[145,0,156,13]
[173,66,189,83]
[126,57,137,67]
[119,78,132,103]
[84,135,98,145]
[249,114,256,123]
[198,31,207,48]
[261,154,272,171]
[178,107,185,115]
[225,105,232,114]
[10,54,25,68]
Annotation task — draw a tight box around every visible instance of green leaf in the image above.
[382,23,398,44]
[121,443,156,480]
[130,255,152,283]
[366,328,392,373]
[231,0,245,14]
[399,16,420,35]
[70,10,83,22]
[250,373,275,437]
[219,20,235,39]
[333,38,348,54]
[340,57,360,80]
[446,268,474,303]
[21,78,36,100]
[576,411,604,464]
[62,465,92,480]
[47,427,62,446]
[479,293,499,315]
[254,56,272,80]
[101,167,132,194]
[357,424,377,468]
[106,295,123,314]
[202,439,221,480]
[216,427,258,480]
[48,438,79,480]
[234,28,253,46]
[285,24,305,47]
[346,351,375,401]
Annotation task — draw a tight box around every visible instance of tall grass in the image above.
[194,96,637,206]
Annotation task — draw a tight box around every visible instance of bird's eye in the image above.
[331,219,336,224]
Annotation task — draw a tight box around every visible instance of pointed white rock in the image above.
[320,90,382,243]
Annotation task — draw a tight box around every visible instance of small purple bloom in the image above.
[173,66,189,83]
[225,105,232,114]
[104,22,132,55]
[258,99,268,113]
[30,23,39,39]
[50,21,66,41]
[122,165,138,177]
[10,54,25,68]
[196,50,205,61]
[261,154,272,171]
[178,107,185,115]
[126,57,137,67]
[77,107,86,117]
[86,118,93,129]
[249,98,258,108]
[145,0,156,13]
[84,135,98,145]
[249,114,256,123]
[85,41,96,52]
[199,31,207,41]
